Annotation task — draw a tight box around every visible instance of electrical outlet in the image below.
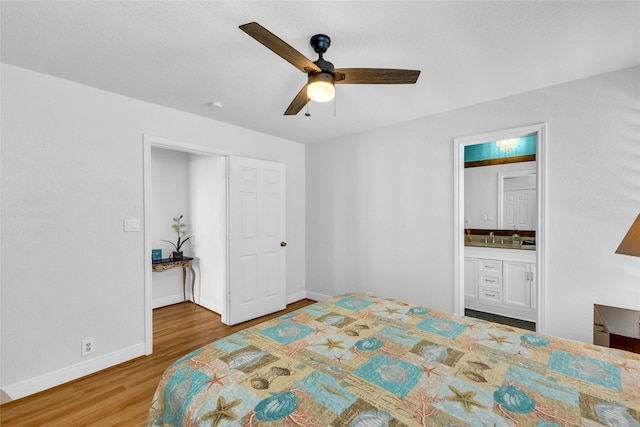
[81,338,95,357]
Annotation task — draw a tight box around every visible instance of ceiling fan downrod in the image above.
[310,34,335,75]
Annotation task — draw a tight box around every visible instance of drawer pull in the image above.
[485,279,496,283]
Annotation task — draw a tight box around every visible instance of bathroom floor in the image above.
[465,308,536,331]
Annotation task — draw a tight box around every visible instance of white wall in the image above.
[306,66,640,343]
[0,63,306,400]
[190,154,226,312]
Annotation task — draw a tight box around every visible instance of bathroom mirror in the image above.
[463,135,536,232]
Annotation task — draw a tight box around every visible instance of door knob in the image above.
[280,242,287,247]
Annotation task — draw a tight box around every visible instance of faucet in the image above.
[489,232,495,244]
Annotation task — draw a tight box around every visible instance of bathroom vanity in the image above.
[464,242,536,323]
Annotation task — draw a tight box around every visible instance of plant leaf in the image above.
[161,240,178,251]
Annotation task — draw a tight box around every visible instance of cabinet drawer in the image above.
[479,259,502,275]
[479,287,502,303]
[479,275,502,289]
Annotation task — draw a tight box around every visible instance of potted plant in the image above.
[162,215,192,260]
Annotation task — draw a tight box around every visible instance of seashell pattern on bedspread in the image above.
[146,294,640,426]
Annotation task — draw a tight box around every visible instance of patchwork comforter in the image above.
[146,294,640,426]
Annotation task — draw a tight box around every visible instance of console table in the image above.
[594,304,640,354]
[152,257,196,304]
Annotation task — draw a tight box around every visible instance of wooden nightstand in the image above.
[594,304,640,354]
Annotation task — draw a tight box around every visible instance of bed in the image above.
[146,294,640,426]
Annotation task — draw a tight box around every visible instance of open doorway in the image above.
[143,135,231,355]
[149,148,227,311]
[453,124,546,333]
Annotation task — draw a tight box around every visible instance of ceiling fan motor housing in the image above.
[307,71,334,86]
[312,58,335,74]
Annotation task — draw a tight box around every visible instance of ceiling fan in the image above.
[239,22,421,116]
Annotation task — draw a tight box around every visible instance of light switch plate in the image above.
[124,219,139,232]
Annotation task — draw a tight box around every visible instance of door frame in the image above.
[142,134,232,354]
[453,123,547,332]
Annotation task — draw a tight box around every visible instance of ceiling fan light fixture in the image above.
[307,73,335,103]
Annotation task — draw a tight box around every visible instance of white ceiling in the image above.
[2,1,639,144]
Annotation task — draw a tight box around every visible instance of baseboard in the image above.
[152,294,185,309]
[197,296,222,314]
[2,342,146,401]
[286,290,307,304]
[157,291,323,314]
[1,389,12,404]
[304,290,331,301]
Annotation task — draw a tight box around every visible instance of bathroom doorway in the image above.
[453,124,547,332]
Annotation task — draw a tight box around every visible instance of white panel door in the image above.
[225,156,286,325]
[503,189,536,230]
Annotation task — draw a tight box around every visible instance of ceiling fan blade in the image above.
[334,68,420,84]
[240,22,321,73]
[284,84,309,115]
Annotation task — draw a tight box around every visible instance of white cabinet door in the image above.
[464,258,477,299]
[503,261,531,309]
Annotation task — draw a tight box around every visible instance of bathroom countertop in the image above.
[464,241,535,250]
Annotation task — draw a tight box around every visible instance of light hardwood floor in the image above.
[0,299,315,426]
